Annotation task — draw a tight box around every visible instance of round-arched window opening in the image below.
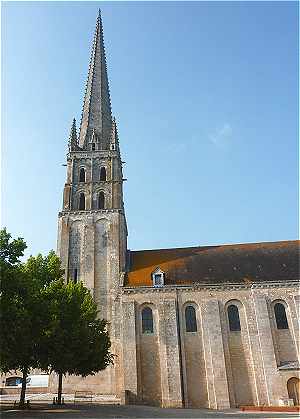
[98,192,105,209]
[227,304,241,331]
[141,307,154,334]
[79,193,85,210]
[73,268,78,283]
[287,377,300,406]
[100,167,107,181]
[79,168,86,182]
[185,305,197,332]
[274,302,289,329]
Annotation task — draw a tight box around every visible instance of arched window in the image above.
[287,377,300,406]
[73,268,78,283]
[79,168,86,182]
[227,305,241,331]
[100,167,107,181]
[142,307,154,334]
[274,302,289,329]
[98,192,105,209]
[185,305,197,332]
[79,193,85,210]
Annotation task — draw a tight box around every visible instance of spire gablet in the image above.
[68,118,78,151]
[79,10,112,150]
[110,117,120,152]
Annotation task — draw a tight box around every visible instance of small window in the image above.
[79,168,86,182]
[185,305,197,332]
[92,143,95,151]
[73,268,78,283]
[98,192,105,209]
[227,305,241,331]
[100,167,107,181]
[79,192,85,210]
[142,307,154,334]
[151,268,164,287]
[274,303,289,329]
[154,274,162,286]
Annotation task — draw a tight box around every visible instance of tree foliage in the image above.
[0,230,66,406]
[23,251,64,288]
[0,228,27,296]
[0,228,27,268]
[40,280,113,403]
[0,229,113,407]
[0,229,41,406]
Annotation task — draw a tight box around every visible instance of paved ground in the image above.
[0,403,298,419]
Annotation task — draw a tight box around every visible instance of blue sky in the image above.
[2,1,298,257]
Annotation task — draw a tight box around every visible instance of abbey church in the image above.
[44,11,299,408]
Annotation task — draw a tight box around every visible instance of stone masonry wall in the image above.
[120,283,299,408]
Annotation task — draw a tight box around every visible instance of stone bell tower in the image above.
[57,11,127,323]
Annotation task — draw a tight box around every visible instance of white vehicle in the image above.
[17,374,49,387]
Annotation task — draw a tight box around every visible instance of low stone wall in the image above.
[0,387,49,395]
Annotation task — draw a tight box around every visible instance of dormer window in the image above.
[151,267,164,287]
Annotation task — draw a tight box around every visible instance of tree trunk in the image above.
[57,372,63,405]
[19,368,28,408]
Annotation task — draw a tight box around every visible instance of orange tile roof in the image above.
[125,240,299,287]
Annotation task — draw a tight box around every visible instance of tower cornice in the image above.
[67,150,121,160]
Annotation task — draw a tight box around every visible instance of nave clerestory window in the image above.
[227,304,241,331]
[141,307,154,334]
[185,306,197,332]
[274,302,289,329]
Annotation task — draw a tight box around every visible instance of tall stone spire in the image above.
[79,10,112,149]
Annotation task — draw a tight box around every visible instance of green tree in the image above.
[23,251,64,288]
[0,228,38,407]
[0,230,64,407]
[0,228,27,296]
[41,280,113,404]
[0,228,27,268]
[0,230,111,406]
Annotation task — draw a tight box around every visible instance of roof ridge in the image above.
[129,239,299,253]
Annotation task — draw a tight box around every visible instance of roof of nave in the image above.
[125,240,299,287]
